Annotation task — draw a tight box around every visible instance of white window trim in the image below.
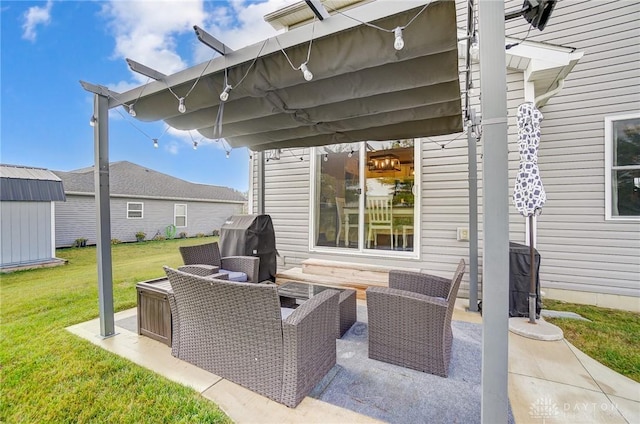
[174,203,187,227]
[604,113,640,221]
[308,142,420,259]
[126,202,144,219]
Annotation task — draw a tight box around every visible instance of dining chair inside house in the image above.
[366,195,394,249]
[335,197,346,247]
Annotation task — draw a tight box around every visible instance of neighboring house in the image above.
[249,1,639,311]
[53,161,246,247]
[0,165,66,270]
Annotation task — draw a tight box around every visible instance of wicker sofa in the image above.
[179,242,260,283]
[366,259,466,377]
[163,266,340,408]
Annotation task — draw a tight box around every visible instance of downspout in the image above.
[534,79,564,108]
[257,151,266,214]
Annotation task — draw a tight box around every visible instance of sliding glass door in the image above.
[314,143,361,249]
[313,140,416,253]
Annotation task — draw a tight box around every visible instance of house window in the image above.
[127,202,143,219]
[312,140,417,254]
[605,114,640,219]
[174,204,187,227]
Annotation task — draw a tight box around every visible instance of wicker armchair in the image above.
[179,242,259,283]
[164,266,340,408]
[366,259,466,377]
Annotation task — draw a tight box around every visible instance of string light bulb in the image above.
[393,27,405,50]
[226,151,230,159]
[193,141,198,150]
[219,84,232,102]
[153,138,158,149]
[300,63,313,81]
[178,97,186,113]
[348,149,354,158]
[323,153,328,162]
[89,116,97,127]
[128,104,136,117]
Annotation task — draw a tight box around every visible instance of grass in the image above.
[543,299,640,383]
[0,237,232,424]
[3,240,639,421]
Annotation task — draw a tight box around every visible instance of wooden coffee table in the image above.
[278,281,357,338]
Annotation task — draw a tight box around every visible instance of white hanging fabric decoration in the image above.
[513,102,546,217]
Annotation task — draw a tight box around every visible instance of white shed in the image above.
[0,165,66,271]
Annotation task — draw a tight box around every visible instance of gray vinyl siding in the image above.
[0,201,53,266]
[55,195,243,247]
[503,0,640,297]
[55,195,95,247]
[253,0,639,301]
[264,150,311,268]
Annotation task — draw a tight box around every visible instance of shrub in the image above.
[74,238,87,248]
[195,233,206,238]
[135,231,146,241]
[212,229,220,237]
[110,239,122,245]
[152,235,166,241]
[178,232,187,239]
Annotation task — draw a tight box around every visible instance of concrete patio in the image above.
[67,299,639,423]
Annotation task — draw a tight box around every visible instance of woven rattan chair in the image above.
[366,259,466,377]
[179,242,259,283]
[164,266,340,408]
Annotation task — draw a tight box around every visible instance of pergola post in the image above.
[93,93,115,338]
[478,0,510,422]
[468,110,479,312]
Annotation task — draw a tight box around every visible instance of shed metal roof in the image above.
[0,164,66,202]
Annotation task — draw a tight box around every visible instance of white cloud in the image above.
[165,140,180,155]
[22,0,53,42]
[102,0,294,85]
[166,126,224,150]
[193,0,290,63]
[102,0,207,79]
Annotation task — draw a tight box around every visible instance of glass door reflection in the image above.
[314,144,360,248]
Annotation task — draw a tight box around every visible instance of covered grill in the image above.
[219,214,277,282]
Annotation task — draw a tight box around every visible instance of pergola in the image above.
[81,1,511,422]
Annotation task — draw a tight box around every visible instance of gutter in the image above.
[62,191,246,204]
[534,78,565,108]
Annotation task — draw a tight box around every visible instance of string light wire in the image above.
[275,17,316,74]
[113,107,170,143]
[324,2,432,33]
[219,38,269,101]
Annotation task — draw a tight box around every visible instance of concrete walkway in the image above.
[67,300,639,423]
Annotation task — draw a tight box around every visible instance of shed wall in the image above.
[0,201,53,266]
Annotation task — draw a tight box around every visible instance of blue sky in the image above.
[1,0,297,192]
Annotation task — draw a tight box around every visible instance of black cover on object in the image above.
[508,242,542,318]
[219,214,277,282]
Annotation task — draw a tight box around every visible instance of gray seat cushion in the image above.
[219,269,248,282]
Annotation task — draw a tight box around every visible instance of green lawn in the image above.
[0,237,231,423]
[3,240,638,422]
[543,299,640,383]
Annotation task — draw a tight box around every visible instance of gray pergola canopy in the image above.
[114,0,462,152]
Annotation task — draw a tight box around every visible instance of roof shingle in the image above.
[53,161,246,203]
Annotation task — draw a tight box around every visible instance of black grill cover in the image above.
[509,242,541,318]
[220,214,277,282]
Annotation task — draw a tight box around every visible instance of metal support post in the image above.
[478,1,510,422]
[94,94,115,338]
[468,109,479,312]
